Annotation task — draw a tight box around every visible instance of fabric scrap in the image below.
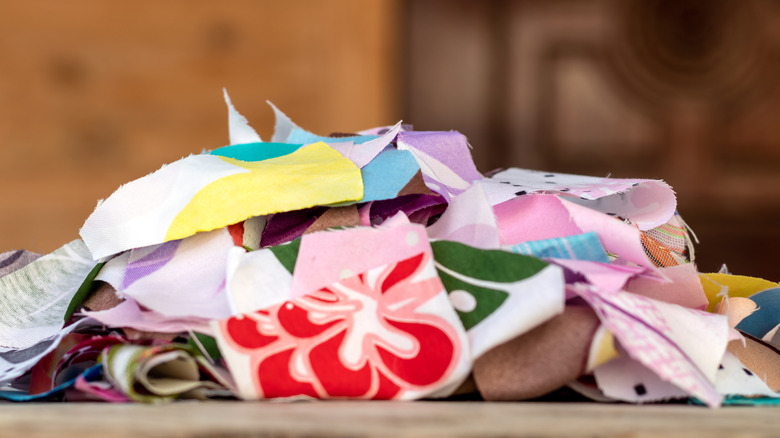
[507,232,609,263]
[213,251,470,400]
[223,89,262,145]
[427,183,501,250]
[116,228,233,320]
[0,250,42,278]
[473,305,600,400]
[101,343,229,403]
[640,213,695,267]
[728,331,780,392]
[699,273,778,312]
[289,221,430,299]
[396,131,482,202]
[494,195,656,270]
[225,246,294,315]
[626,263,709,310]
[485,168,676,230]
[430,240,565,359]
[0,239,97,350]
[572,283,728,407]
[80,142,363,259]
[84,297,213,335]
[735,288,780,340]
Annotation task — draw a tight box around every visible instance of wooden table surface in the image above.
[0,401,777,438]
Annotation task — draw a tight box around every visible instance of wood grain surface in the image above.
[0,401,777,438]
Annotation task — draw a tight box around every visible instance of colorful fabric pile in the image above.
[1,91,779,407]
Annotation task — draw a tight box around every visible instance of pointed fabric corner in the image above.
[80,142,364,259]
[224,89,262,145]
[270,103,402,169]
[572,283,729,407]
[212,250,470,400]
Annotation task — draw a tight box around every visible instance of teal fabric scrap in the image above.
[209,142,302,162]
[736,288,780,339]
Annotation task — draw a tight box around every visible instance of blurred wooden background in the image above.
[1,0,780,279]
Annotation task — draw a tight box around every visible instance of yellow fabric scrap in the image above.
[166,142,363,241]
[699,273,779,313]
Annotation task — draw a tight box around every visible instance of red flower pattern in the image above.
[217,251,463,399]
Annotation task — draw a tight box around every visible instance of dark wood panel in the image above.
[405,0,780,279]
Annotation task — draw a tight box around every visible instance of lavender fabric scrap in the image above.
[397,131,482,202]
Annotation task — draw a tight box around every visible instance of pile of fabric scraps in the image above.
[1,91,779,407]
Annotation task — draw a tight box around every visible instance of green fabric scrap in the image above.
[268,238,301,274]
[63,261,106,322]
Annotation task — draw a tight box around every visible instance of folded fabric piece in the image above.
[101,343,230,403]
[485,168,676,231]
[114,227,233,320]
[15,334,125,400]
[213,251,470,400]
[86,256,215,334]
[84,297,214,335]
[0,364,103,401]
[396,131,482,202]
[552,259,648,295]
[494,195,656,269]
[473,305,600,400]
[324,123,402,169]
[573,283,729,407]
[426,183,500,249]
[80,142,363,259]
[24,332,91,396]
[640,213,695,267]
[0,240,97,350]
[430,241,565,359]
